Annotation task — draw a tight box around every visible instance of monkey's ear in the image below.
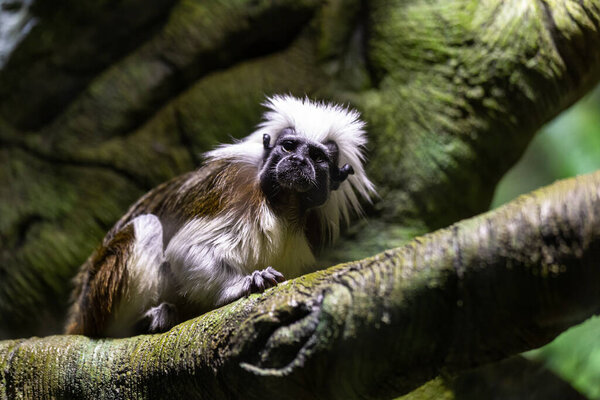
[262,133,274,162]
[325,141,340,166]
[263,134,272,150]
[326,141,352,190]
[331,163,354,190]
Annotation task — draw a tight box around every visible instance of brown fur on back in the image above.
[105,162,236,245]
[65,224,134,336]
[104,160,274,246]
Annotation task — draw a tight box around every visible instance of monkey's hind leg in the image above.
[111,214,181,336]
[80,214,175,337]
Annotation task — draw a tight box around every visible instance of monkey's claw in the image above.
[246,266,285,294]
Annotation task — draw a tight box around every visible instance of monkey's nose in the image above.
[289,155,308,166]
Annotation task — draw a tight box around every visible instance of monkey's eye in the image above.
[309,148,327,163]
[281,140,296,153]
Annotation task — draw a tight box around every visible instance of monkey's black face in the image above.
[260,129,351,213]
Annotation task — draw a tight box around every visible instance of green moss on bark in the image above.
[2,171,600,399]
[360,0,600,228]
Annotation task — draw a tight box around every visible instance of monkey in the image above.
[65,94,375,337]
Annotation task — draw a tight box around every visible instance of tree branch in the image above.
[2,171,599,399]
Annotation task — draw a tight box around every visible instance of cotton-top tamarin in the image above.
[65,95,375,337]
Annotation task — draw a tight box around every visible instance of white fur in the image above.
[128,215,166,298]
[106,214,167,336]
[206,94,376,241]
[165,202,314,309]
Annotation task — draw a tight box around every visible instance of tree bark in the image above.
[2,171,600,399]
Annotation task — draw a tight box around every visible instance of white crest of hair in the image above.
[205,94,375,242]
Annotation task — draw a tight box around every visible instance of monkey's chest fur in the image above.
[164,205,315,305]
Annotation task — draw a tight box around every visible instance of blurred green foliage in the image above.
[525,317,600,399]
[492,83,600,399]
[492,84,600,208]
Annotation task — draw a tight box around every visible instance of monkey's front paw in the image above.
[244,266,285,295]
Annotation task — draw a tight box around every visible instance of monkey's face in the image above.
[260,129,338,211]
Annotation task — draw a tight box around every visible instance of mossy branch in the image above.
[2,171,600,399]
